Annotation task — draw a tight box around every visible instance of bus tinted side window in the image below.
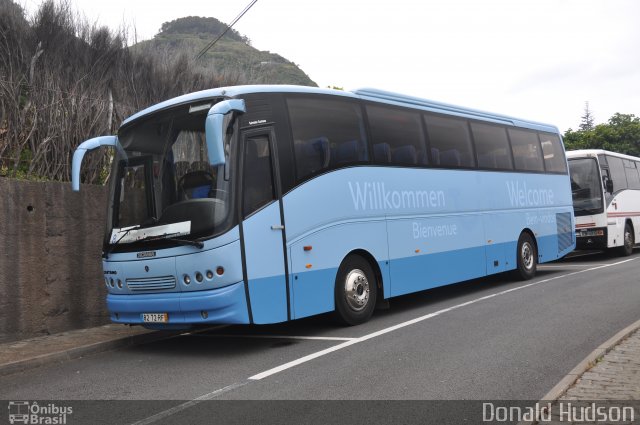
[470,122,513,170]
[288,97,368,182]
[424,114,475,168]
[624,159,640,190]
[606,156,628,192]
[508,129,544,172]
[243,135,275,218]
[539,132,568,173]
[366,104,428,166]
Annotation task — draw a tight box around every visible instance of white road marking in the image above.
[130,382,247,425]
[194,334,356,341]
[130,257,636,424]
[249,258,636,380]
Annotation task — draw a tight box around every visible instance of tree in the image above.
[595,113,640,156]
[564,113,640,157]
[579,101,595,131]
[0,1,247,182]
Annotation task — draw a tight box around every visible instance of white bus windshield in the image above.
[569,157,604,216]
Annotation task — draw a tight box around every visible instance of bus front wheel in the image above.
[334,255,377,326]
[515,232,537,280]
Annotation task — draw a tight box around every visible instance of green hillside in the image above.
[137,17,317,87]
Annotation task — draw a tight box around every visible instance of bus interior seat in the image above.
[392,145,418,165]
[335,139,367,165]
[180,170,213,199]
[295,137,330,177]
[417,149,428,165]
[431,148,440,165]
[373,143,392,163]
[440,149,461,167]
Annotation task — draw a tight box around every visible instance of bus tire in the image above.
[334,255,377,326]
[619,223,634,257]
[514,232,537,280]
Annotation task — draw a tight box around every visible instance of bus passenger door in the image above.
[240,128,289,324]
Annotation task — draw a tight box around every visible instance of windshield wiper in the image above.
[132,234,205,249]
[103,225,140,259]
[160,237,204,249]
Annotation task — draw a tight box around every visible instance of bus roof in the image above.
[566,149,640,162]
[121,84,559,133]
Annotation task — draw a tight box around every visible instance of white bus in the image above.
[567,149,640,255]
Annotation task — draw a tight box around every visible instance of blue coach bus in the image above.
[72,85,575,327]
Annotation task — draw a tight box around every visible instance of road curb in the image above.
[518,318,640,425]
[540,317,640,401]
[0,330,173,377]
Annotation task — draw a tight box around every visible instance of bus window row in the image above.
[286,96,567,183]
[600,154,640,192]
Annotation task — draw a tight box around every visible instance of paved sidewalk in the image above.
[533,327,640,424]
[560,328,640,401]
[0,324,168,377]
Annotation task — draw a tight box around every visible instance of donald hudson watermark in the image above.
[483,401,635,423]
[7,401,73,424]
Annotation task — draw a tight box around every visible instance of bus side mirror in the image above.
[71,135,120,192]
[205,99,246,166]
[605,179,614,193]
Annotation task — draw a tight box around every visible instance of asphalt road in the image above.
[1,250,639,424]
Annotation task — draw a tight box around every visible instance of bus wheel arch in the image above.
[619,220,635,256]
[514,229,537,281]
[333,250,381,326]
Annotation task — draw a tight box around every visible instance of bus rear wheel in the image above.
[619,223,634,257]
[514,232,537,280]
[334,255,377,326]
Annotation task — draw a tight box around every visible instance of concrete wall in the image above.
[0,178,110,343]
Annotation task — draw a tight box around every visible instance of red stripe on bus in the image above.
[607,212,640,217]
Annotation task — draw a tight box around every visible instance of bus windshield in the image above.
[568,157,604,216]
[106,103,237,250]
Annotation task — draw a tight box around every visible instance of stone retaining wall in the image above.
[0,178,109,342]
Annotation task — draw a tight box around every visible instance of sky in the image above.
[20,0,640,132]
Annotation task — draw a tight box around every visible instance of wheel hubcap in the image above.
[625,229,633,248]
[521,242,534,270]
[344,269,370,312]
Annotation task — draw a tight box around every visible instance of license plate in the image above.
[578,230,603,237]
[142,313,168,323]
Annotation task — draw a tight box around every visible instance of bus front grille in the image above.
[556,212,573,253]
[126,276,176,292]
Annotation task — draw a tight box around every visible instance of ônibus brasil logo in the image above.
[7,401,73,424]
